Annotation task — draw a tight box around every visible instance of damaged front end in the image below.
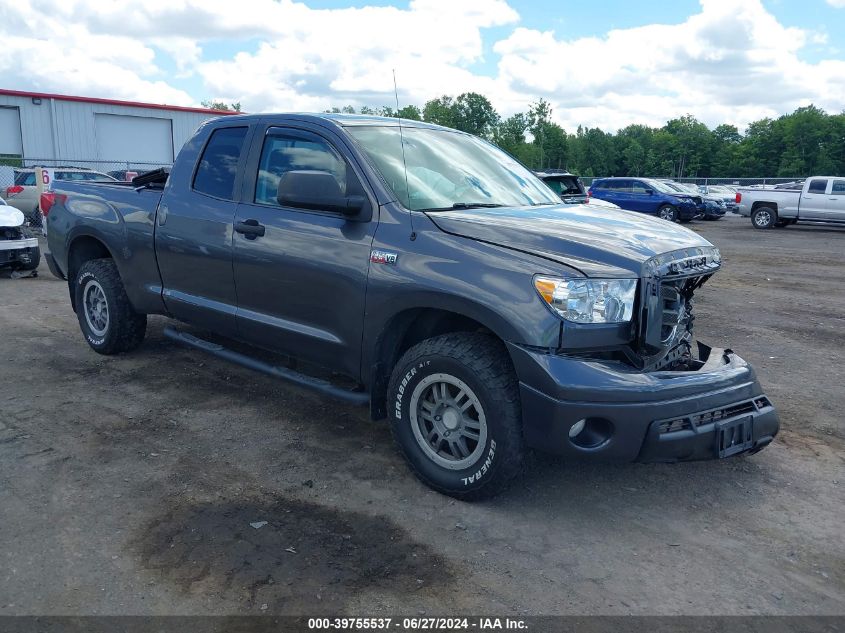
[626,246,723,372]
[0,206,40,271]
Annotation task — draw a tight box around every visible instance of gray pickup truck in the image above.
[738,177,845,229]
[43,114,778,499]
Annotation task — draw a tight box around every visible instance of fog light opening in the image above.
[569,417,614,449]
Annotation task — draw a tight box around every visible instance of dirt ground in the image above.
[1,214,843,616]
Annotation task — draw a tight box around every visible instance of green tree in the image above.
[201,100,242,112]
[452,92,499,137]
[493,113,530,157]
[422,96,457,128]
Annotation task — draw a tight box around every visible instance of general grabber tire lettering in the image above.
[74,258,146,355]
[388,332,524,500]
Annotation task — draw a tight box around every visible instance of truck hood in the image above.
[426,203,716,277]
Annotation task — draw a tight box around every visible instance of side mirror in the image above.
[644,189,654,195]
[277,170,371,221]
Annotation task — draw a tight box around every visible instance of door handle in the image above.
[235,219,266,239]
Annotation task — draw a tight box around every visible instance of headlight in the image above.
[534,276,637,323]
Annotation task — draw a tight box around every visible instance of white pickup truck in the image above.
[737,177,845,229]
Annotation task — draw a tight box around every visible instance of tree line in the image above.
[324,95,845,178]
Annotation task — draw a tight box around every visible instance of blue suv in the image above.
[588,178,704,222]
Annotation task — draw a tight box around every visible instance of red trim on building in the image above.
[0,88,240,116]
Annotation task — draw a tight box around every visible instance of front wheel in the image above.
[657,205,679,222]
[387,333,524,500]
[74,258,147,355]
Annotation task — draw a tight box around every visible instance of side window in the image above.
[193,126,248,200]
[255,133,347,206]
[612,180,632,193]
[807,179,828,194]
[831,180,845,194]
[630,181,650,194]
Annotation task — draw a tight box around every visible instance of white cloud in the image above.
[0,0,843,132]
[826,0,845,7]
[493,0,845,131]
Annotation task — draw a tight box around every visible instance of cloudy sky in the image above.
[2,0,843,131]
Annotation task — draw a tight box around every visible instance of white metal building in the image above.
[0,89,235,169]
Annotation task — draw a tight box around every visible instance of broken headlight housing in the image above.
[534,276,637,324]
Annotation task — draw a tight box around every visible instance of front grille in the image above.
[657,398,770,434]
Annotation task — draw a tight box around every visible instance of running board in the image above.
[163,326,369,406]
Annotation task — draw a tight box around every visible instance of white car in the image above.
[0,197,40,272]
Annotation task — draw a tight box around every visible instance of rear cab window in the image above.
[193,126,249,200]
[807,179,829,194]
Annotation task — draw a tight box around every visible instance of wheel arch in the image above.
[751,201,778,214]
[66,234,117,311]
[367,306,509,420]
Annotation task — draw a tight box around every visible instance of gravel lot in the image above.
[1,215,843,616]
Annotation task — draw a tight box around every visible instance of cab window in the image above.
[193,126,248,200]
[255,132,347,206]
[807,179,828,194]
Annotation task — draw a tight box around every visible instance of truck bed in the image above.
[47,180,166,314]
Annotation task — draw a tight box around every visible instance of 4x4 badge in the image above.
[370,250,398,265]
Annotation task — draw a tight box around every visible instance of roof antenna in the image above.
[393,68,415,241]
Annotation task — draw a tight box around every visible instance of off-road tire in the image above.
[752,206,777,229]
[387,332,524,500]
[74,258,146,355]
[657,205,679,222]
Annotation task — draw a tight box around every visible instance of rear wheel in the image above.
[657,205,679,222]
[752,206,776,229]
[387,332,524,500]
[74,259,146,355]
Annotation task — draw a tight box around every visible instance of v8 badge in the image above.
[370,250,398,265]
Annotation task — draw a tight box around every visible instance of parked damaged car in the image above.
[0,197,40,272]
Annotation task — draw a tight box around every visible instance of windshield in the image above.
[347,126,560,211]
[647,180,684,194]
[708,186,732,194]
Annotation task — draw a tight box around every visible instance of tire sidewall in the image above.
[752,207,776,229]
[390,354,504,495]
[74,264,118,351]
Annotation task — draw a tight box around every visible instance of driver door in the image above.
[231,124,377,378]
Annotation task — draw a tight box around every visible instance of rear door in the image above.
[799,178,829,220]
[155,124,252,335]
[825,179,845,222]
[602,180,631,209]
[231,123,377,378]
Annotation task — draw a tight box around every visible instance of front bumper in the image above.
[0,238,39,269]
[678,205,702,220]
[508,342,779,462]
[702,206,727,219]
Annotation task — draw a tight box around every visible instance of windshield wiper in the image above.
[420,202,506,212]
